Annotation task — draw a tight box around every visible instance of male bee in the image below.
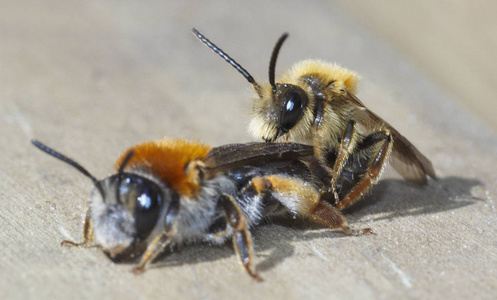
[193,29,436,210]
[32,138,372,281]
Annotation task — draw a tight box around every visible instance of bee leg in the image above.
[219,194,263,282]
[310,201,374,236]
[132,234,172,274]
[317,120,357,206]
[336,130,393,210]
[132,198,180,274]
[251,176,373,236]
[61,208,95,247]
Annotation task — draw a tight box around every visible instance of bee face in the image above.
[250,82,314,143]
[90,173,168,257]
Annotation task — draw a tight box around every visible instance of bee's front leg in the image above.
[132,197,180,274]
[335,130,392,210]
[315,119,358,207]
[61,208,95,247]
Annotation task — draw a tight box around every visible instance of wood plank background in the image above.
[1,1,496,299]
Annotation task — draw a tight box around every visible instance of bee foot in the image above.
[132,266,146,275]
[61,240,91,247]
[342,226,375,236]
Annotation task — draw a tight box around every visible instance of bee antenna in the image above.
[268,33,289,93]
[192,28,263,98]
[115,149,135,204]
[31,139,105,197]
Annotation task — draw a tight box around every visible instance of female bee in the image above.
[193,29,436,210]
[32,138,372,281]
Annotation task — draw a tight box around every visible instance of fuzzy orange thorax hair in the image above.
[115,139,212,198]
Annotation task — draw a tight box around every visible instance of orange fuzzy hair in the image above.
[115,139,212,198]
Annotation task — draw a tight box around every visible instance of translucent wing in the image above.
[204,142,314,174]
[347,92,436,183]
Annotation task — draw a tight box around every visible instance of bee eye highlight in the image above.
[135,189,161,213]
[279,86,308,131]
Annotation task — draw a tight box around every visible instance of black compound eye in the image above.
[279,85,308,131]
[119,174,162,240]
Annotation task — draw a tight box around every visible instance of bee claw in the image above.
[342,226,375,236]
[61,240,90,247]
[132,266,146,275]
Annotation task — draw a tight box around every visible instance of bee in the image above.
[193,29,436,210]
[32,138,373,281]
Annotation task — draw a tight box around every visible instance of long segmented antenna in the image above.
[115,149,135,204]
[192,28,263,98]
[268,33,289,93]
[31,139,105,197]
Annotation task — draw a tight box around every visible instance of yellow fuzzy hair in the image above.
[280,59,360,94]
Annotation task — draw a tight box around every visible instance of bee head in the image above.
[193,29,311,142]
[90,170,172,260]
[31,140,175,259]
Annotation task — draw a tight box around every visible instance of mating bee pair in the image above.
[33,29,435,281]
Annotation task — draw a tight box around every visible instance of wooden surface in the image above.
[341,0,497,134]
[1,1,496,299]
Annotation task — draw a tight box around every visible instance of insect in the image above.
[193,29,436,210]
[32,138,373,281]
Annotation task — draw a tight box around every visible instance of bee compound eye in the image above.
[280,88,308,131]
[119,175,163,239]
[134,184,162,239]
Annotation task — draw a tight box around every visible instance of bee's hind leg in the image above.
[250,176,373,236]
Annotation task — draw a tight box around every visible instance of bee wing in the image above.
[389,131,436,183]
[347,92,436,184]
[204,142,314,174]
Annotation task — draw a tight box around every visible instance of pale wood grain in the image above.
[0,1,496,299]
